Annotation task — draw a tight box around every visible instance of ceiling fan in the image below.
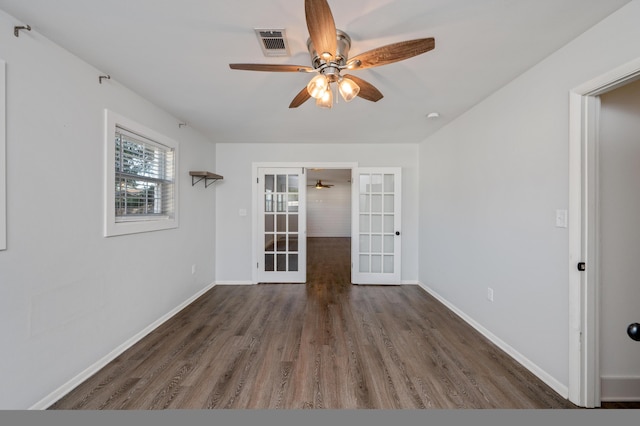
[309,180,334,189]
[229,0,435,109]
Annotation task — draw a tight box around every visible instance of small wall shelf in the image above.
[189,171,223,188]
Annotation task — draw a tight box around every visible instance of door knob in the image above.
[395,231,400,236]
[628,323,640,342]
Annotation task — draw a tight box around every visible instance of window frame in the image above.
[104,109,179,237]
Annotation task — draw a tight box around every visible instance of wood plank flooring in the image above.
[50,237,577,409]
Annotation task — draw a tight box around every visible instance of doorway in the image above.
[306,168,352,239]
[597,78,640,403]
[253,163,402,285]
[306,168,353,288]
[568,58,640,407]
[253,162,357,284]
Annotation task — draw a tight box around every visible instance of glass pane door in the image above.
[258,168,306,282]
[352,167,401,284]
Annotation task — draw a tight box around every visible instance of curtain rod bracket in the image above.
[99,75,111,84]
[14,25,31,37]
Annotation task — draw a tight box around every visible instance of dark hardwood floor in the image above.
[51,237,580,409]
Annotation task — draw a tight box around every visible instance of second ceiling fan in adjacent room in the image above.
[309,180,334,189]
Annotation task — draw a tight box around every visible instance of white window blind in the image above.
[115,126,175,221]
[104,110,179,237]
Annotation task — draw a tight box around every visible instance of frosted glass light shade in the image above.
[307,74,329,99]
[316,87,333,108]
[338,77,360,102]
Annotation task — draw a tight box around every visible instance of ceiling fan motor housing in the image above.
[307,29,351,76]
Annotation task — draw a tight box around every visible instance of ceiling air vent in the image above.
[255,29,290,57]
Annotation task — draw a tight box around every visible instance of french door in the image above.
[257,167,306,282]
[351,167,402,284]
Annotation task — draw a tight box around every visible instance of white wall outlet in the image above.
[191,264,196,275]
[487,287,494,302]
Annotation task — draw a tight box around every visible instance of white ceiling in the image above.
[0,0,631,144]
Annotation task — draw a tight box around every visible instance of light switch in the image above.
[555,209,568,228]
[239,208,247,217]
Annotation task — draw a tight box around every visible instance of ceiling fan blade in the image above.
[348,37,435,70]
[305,0,337,61]
[289,86,312,108]
[343,74,384,102]
[229,63,314,72]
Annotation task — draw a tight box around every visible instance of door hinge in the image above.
[257,177,259,184]
[257,262,259,269]
[577,262,586,271]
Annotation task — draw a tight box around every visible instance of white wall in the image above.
[598,78,640,400]
[215,143,418,284]
[307,180,351,238]
[0,11,216,409]
[418,0,640,397]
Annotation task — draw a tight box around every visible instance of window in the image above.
[104,110,178,236]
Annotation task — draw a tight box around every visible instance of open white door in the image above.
[351,167,402,284]
[257,167,306,283]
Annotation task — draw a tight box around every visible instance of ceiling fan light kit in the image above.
[229,0,435,109]
[305,29,360,107]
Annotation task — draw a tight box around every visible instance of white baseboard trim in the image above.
[418,281,569,399]
[402,280,420,285]
[600,376,640,401]
[214,280,256,285]
[30,282,217,410]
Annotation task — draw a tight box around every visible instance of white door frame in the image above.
[252,162,358,284]
[568,57,640,407]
